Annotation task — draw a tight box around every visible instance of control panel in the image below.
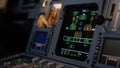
[48,2,104,67]
[27,30,53,55]
[0,0,109,68]
[0,54,66,68]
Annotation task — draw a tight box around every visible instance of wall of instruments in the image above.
[0,0,120,68]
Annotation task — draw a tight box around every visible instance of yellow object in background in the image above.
[37,14,48,28]
[37,2,62,28]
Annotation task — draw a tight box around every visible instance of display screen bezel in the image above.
[55,3,98,61]
[97,33,120,68]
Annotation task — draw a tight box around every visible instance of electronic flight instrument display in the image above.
[98,33,120,68]
[93,33,120,68]
[30,31,48,54]
[55,3,98,61]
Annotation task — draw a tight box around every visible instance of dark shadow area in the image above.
[0,0,33,58]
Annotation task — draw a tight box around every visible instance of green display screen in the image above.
[55,3,98,61]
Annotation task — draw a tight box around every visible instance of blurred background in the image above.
[0,0,40,58]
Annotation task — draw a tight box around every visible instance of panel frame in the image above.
[48,0,103,67]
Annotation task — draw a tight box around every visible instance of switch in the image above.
[38,59,48,68]
[31,57,40,64]
[56,64,65,68]
[46,62,56,68]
